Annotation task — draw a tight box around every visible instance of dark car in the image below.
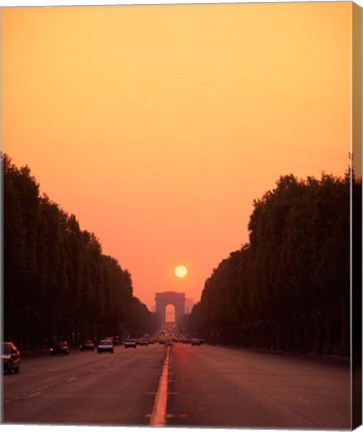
[124,339,137,349]
[105,336,120,346]
[79,340,95,351]
[97,339,114,353]
[2,342,21,374]
[50,340,70,355]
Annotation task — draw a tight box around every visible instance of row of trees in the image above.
[3,154,159,350]
[189,171,360,356]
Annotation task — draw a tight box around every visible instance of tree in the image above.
[2,153,155,348]
[191,170,352,355]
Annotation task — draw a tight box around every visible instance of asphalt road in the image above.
[167,344,350,429]
[2,344,165,426]
[2,343,350,429]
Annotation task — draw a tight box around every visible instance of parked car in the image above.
[79,340,95,351]
[191,338,201,346]
[97,339,114,353]
[138,338,149,346]
[50,340,70,355]
[124,339,137,349]
[2,342,20,374]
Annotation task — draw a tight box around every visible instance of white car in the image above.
[97,339,114,354]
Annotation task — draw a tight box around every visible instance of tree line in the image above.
[2,153,159,350]
[189,170,360,357]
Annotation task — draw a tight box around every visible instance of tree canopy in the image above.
[2,153,158,349]
[189,170,358,356]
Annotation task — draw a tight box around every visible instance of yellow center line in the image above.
[150,346,170,427]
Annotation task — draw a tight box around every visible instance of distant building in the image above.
[155,291,186,324]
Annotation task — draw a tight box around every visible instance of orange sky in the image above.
[1,2,356,311]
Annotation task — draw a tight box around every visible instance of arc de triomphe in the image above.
[155,291,186,324]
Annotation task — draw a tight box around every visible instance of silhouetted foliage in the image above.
[2,153,154,349]
[190,170,358,356]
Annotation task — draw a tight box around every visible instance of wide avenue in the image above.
[3,342,350,429]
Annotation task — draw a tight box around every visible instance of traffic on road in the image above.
[2,330,350,429]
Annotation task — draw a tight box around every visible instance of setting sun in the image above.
[1,1,356,311]
[1,2,359,428]
[175,265,188,279]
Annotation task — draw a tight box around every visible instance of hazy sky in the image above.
[1,1,354,310]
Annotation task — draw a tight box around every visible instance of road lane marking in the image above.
[28,392,41,398]
[150,345,170,427]
[166,414,188,419]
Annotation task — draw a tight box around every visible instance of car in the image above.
[138,338,149,346]
[191,338,201,346]
[105,336,119,346]
[111,336,120,346]
[2,342,21,374]
[124,339,137,349]
[79,340,95,351]
[50,340,70,355]
[97,339,114,353]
